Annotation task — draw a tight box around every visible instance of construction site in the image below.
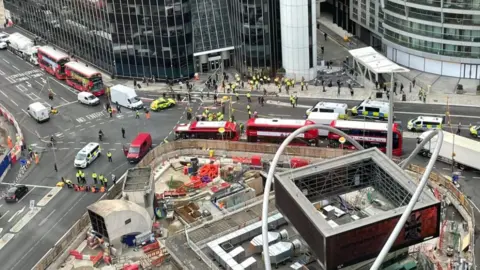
[49,141,474,270]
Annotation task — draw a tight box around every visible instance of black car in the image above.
[4,185,29,203]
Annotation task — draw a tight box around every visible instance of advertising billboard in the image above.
[325,203,441,269]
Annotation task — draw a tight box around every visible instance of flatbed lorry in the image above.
[417,130,480,170]
[6,32,40,65]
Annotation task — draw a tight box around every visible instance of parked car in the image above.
[4,185,29,203]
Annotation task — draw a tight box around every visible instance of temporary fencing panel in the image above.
[0,151,11,179]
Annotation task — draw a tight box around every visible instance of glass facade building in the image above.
[5,0,285,78]
[4,0,114,74]
[230,0,282,75]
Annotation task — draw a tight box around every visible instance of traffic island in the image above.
[39,140,476,270]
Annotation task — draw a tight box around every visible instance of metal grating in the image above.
[191,0,234,53]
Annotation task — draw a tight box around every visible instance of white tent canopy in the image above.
[348,46,409,85]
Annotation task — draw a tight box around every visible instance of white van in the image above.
[27,102,50,122]
[407,116,443,132]
[110,84,143,110]
[78,92,100,106]
[307,112,339,136]
[74,142,101,168]
[351,99,390,120]
[306,102,348,119]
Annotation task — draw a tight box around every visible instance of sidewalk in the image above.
[38,24,480,107]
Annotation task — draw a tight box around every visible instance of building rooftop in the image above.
[87,199,146,217]
[275,148,438,235]
[123,167,152,192]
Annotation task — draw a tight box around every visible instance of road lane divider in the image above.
[8,206,25,223]
[0,210,9,221]
[37,187,62,207]
[38,209,56,227]
[10,207,41,233]
[0,233,15,251]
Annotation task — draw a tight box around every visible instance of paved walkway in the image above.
[60,16,480,107]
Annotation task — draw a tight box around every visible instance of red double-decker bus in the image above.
[328,120,403,156]
[64,62,105,96]
[174,121,240,141]
[37,46,70,79]
[246,118,318,146]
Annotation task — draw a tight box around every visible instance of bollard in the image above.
[402,93,406,101]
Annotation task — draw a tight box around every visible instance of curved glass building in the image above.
[382,0,480,78]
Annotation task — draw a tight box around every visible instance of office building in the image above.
[346,0,480,78]
[5,0,317,80]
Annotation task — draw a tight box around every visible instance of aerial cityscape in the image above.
[0,0,477,270]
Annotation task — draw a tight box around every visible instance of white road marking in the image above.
[12,65,20,71]
[473,177,480,179]
[79,128,85,131]
[59,148,69,150]
[56,101,77,108]
[38,209,56,226]
[0,210,9,221]
[35,81,44,87]
[75,125,81,128]
[11,193,87,269]
[0,233,15,251]
[0,90,7,97]
[0,204,3,208]
[18,187,35,203]
[442,168,450,171]
[0,68,5,75]
[8,209,22,223]
[396,111,480,119]
[3,59,9,64]
[469,199,480,213]
[50,78,78,95]
[74,148,81,150]
[90,125,96,128]
[115,143,121,145]
[68,142,75,144]
[21,109,28,115]
[10,207,41,233]
[268,114,291,117]
[109,149,117,151]
[61,97,69,103]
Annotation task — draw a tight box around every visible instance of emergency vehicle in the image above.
[150,97,176,111]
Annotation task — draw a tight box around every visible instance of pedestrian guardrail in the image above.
[33,140,476,270]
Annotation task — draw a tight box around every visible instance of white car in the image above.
[0,41,7,50]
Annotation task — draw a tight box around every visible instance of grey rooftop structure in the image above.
[122,167,152,192]
[274,148,441,270]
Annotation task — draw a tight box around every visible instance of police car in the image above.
[74,142,101,168]
[407,116,443,132]
[351,99,390,120]
[470,125,480,137]
[150,97,176,111]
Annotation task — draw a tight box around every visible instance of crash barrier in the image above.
[407,164,475,265]
[0,104,24,180]
[35,140,462,270]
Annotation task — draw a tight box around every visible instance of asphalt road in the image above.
[0,47,190,269]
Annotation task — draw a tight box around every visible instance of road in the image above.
[0,31,478,267]
[0,45,191,269]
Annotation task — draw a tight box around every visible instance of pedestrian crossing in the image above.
[0,186,62,251]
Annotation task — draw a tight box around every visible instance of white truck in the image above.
[6,33,40,65]
[307,112,339,136]
[417,130,480,170]
[110,84,144,110]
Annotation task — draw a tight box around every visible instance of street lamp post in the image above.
[386,71,394,159]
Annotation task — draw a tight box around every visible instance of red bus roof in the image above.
[247,118,314,127]
[176,121,236,131]
[331,120,399,131]
[38,46,69,62]
[65,61,102,78]
[130,133,151,147]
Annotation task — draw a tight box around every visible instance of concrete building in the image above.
[122,167,155,220]
[87,199,153,251]
[321,0,480,78]
[280,0,317,80]
[4,0,316,79]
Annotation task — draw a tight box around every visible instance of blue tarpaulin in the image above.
[0,151,11,179]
